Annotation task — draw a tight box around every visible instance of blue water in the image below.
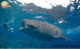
[0,0,80,48]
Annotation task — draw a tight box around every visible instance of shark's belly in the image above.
[22,28,55,41]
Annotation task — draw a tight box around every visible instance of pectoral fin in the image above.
[19,25,28,30]
[61,36,73,42]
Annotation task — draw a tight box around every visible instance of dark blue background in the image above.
[0,0,80,48]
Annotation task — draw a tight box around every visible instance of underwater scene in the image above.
[0,0,80,48]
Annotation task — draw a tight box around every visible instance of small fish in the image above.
[3,23,9,29]
[3,24,14,32]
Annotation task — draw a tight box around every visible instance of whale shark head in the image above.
[20,19,39,30]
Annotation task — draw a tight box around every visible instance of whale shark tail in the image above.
[61,36,73,42]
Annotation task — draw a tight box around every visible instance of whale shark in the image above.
[20,19,72,41]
